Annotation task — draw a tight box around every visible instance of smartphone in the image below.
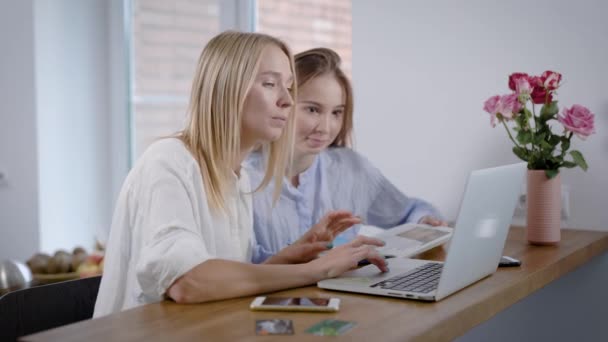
[499,255,522,267]
[249,296,340,312]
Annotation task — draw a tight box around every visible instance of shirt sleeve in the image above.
[250,233,274,264]
[134,157,211,300]
[362,159,443,228]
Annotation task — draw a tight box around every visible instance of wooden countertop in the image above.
[22,227,608,341]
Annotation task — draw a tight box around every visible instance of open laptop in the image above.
[318,163,526,302]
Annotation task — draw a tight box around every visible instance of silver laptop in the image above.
[318,163,526,302]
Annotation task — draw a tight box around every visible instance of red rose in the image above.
[541,70,562,90]
[508,73,529,91]
[529,76,552,104]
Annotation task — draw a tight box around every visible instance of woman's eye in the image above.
[263,82,275,88]
[332,110,344,117]
[306,106,319,114]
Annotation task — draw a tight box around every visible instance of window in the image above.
[131,0,220,158]
[256,0,352,76]
[129,0,352,158]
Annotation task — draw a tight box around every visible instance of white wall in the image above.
[353,0,608,230]
[0,0,40,261]
[0,0,127,260]
[34,0,112,254]
[108,0,132,215]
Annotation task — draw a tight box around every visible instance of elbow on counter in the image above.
[166,273,210,304]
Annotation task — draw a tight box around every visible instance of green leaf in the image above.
[540,101,559,119]
[562,161,577,168]
[515,112,528,129]
[570,150,588,171]
[533,133,546,145]
[516,130,532,145]
[540,140,553,151]
[549,134,561,147]
[561,139,570,153]
[545,169,560,179]
[513,146,529,161]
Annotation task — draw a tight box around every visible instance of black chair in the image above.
[0,276,101,341]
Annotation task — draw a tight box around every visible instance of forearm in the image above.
[167,259,320,303]
[263,253,289,264]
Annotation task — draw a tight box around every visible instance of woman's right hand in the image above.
[308,235,389,279]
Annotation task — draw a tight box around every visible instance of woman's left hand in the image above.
[265,241,333,264]
[295,210,361,246]
[419,216,449,227]
[264,210,361,265]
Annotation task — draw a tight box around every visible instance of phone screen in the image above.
[261,297,330,306]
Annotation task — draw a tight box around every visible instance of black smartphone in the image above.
[499,255,522,267]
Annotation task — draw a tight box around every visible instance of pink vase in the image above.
[526,170,561,245]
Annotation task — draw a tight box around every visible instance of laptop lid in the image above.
[434,163,526,300]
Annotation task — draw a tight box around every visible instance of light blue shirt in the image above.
[244,148,442,264]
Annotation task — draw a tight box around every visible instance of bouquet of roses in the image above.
[483,70,596,178]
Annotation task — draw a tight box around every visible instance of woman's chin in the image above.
[262,128,285,142]
[298,145,325,156]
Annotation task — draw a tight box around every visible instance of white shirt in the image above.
[94,138,253,317]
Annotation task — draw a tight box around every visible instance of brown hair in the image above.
[294,48,353,148]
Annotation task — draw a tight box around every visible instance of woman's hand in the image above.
[264,241,333,264]
[295,210,361,245]
[264,210,361,265]
[308,235,389,279]
[419,216,449,227]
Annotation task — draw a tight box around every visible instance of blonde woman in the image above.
[94,32,387,317]
[247,48,446,263]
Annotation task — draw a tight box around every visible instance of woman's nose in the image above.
[315,114,330,132]
[277,87,293,109]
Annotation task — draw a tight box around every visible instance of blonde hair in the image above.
[179,31,296,212]
[294,48,353,147]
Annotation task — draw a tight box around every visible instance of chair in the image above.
[0,276,101,341]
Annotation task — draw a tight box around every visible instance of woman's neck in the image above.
[289,152,317,187]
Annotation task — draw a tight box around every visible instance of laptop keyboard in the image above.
[370,263,443,293]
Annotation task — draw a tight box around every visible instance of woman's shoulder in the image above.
[142,137,189,158]
[133,138,199,178]
[323,147,374,170]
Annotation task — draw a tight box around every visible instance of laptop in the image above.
[318,163,526,302]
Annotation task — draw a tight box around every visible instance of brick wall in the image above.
[257,0,352,75]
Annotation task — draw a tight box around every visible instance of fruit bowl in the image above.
[33,272,80,284]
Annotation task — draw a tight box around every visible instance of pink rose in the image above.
[483,94,522,127]
[483,95,501,127]
[541,70,562,90]
[498,94,522,119]
[558,104,596,140]
[515,77,532,95]
[508,73,529,91]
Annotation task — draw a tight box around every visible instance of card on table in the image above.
[255,319,294,335]
[305,319,356,336]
